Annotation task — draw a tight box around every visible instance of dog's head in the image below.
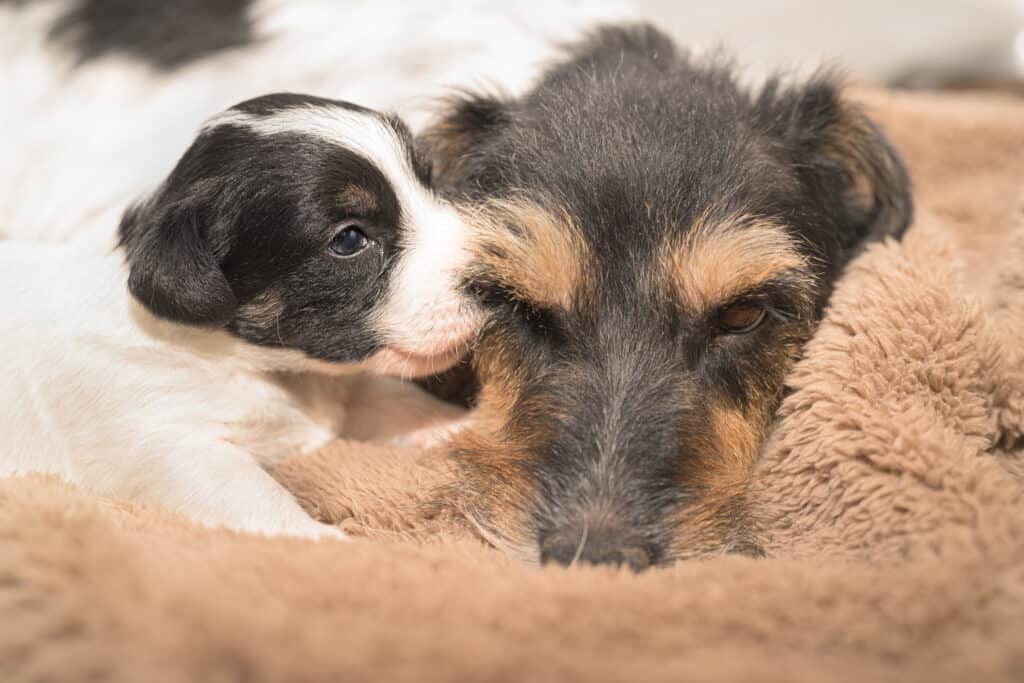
[119,93,479,377]
[426,25,912,569]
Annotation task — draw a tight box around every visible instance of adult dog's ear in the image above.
[420,92,513,191]
[119,197,237,327]
[768,77,913,253]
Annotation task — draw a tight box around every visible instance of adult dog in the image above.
[428,25,912,569]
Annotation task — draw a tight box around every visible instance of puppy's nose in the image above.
[539,525,653,572]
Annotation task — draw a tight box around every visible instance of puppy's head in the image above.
[119,93,479,377]
[426,25,912,569]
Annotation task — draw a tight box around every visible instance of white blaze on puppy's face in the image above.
[370,198,480,377]
[200,103,482,377]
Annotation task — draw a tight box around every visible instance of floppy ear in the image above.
[420,93,513,191]
[783,79,913,251]
[119,198,238,327]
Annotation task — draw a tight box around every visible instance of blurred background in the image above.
[636,0,1024,92]
[3,0,1021,246]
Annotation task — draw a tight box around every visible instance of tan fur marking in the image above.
[421,118,474,186]
[337,185,378,214]
[663,214,809,312]
[666,484,760,560]
[661,405,767,561]
[471,339,526,435]
[818,100,909,238]
[463,199,589,311]
[824,104,879,216]
[237,290,285,330]
[448,397,538,562]
[446,327,567,563]
[707,406,763,488]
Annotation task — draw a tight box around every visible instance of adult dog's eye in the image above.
[719,302,766,334]
[329,226,370,257]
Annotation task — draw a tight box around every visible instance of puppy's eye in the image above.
[718,302,766,334]
[329,226,369,257]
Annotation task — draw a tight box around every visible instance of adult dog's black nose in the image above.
[539,525,653,572]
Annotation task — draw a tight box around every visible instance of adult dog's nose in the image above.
[539,524,653,572]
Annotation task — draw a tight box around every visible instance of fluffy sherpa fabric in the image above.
[2,88,1023,683]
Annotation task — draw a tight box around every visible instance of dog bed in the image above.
[2,87,1023,682]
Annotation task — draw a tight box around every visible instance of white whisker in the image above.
[569,521,589,567]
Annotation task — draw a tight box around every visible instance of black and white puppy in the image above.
[1,0,629,243]
[0,93,480,539]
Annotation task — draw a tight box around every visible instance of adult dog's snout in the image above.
[540,523,654,572]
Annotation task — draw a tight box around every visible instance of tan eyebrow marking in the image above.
[662,213,810,312]
[337,185,378,214]
[463,198,590,311]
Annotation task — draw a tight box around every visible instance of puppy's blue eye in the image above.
[329,226,369,257]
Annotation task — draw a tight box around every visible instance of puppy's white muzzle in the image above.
[372,199,482,377]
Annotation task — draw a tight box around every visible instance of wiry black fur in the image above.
[430,24,912,569]
[119,93,425,364]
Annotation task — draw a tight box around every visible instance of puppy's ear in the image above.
[119,198,237,327]
[773,78,913,251]
[421,93,513,191]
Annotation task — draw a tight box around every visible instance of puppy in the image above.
[0,0,629,243]
[0,93,479,539]
[426,25,912,569]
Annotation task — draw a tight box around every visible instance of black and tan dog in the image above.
[426,25,912,570]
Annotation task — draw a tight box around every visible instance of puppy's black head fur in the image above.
[427,24,912,569]
[119,93,430,364]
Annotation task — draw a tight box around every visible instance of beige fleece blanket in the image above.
[2,89,1023,683]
